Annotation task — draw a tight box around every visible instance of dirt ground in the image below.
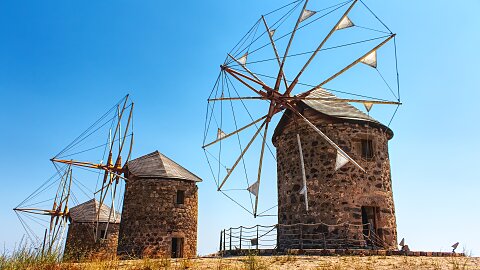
[107,255,480,270]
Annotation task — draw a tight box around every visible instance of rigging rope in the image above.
[224,72,255,211]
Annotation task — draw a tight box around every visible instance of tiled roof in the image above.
[69,199,120,223]
[126,151,202,182]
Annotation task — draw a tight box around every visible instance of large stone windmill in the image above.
[203,0,401,249]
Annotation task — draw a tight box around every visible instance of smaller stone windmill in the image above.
[64,199,121,260]
[117,151,202,258]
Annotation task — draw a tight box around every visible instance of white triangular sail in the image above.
[296,134,309,211]
[247,181,259,197]
[269,29,276,37]
[217,128,226,140]
[226,168,231,174]
[335,150,349,170]
[299,185,307,195]
[335,16,354,30]
[238,53,248,65]
[363,102,374,112]
[361,50,377,68]
[300,9,316,23]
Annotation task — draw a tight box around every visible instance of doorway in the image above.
[361,206,378,246]
[171,237,184,258]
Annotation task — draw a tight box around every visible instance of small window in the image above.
[176,190,185,205]
[361,139,374,160]
[99,229,107,240]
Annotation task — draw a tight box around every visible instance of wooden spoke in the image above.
[124,132,134,168]
[286,0,358,95]
[208,97,265,102]
[291,96,401,105]
[296,134,308,211]
[218,120,267,191]
[299,34,396,98]
[114,102,134,167]
[261,16,289,90]
[202,115,267,148]
[286,104,366,172]
[109,96,129,152]
[13,208,66,216]
[275,0,310,91]
[224,67,272,96]
[254,120,270,217]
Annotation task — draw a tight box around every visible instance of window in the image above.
[176,190,185,205]
[99,229,107,240]
[361,139,374,160]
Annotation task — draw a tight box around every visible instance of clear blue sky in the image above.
[0,0,479,256]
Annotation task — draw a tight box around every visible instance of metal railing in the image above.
[219,223,388,253]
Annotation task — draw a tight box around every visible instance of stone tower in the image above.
[272,88,397,250]
[64,199,120,260]
[117,150,201,258]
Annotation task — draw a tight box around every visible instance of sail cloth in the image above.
[335,150,349,170]
[238,53,248,66]
[247,181,259,196]
[300,9,316,23]
[269,29,276,37]
[335,16,354,30]
[363,102,374,112]
[217,128,226,140]
[361,50,377,68]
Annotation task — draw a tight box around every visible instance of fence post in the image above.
[219,229,223,252]
[223,229,226,252]
[229,228,232,251]
[239,226,243,250]
[256,225,259,250]
[299,224,303,250]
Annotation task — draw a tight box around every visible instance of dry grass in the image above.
[2,247,479,270]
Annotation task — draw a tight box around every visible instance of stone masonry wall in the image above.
[63,222,119,261]
[273,107,397,250]
[117,177,198,258]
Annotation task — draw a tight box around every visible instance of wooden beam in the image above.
[218,120,267,191]
[291,96,401,105]
[286,104,365,172]
[286,0,358,96]
[261,16,289,90]
[296,134,308,211]
[208,97,264,102]
[202,115,267,149]
[254,119,270,218]
[275,0,310,91]
[300,34,395,98]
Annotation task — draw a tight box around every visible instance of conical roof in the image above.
[303,88,381,124]
[126,151,202,182]
[273,88,393,141]
[69,199,121,223]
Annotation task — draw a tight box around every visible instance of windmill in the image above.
[203,0,401,218]
[14,165,73,255]
[14,95,134,254]
[50,94,134,239]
